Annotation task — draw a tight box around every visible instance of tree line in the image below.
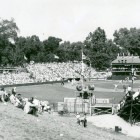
[0,18,140,70]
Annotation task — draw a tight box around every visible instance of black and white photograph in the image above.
[0,0,140,139]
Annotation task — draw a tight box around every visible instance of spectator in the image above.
[0,87,8,103]
[127,85,132,96]
[83,113,87,127]
[76,112,81,125]
[123,85,126,93]
[10,89,17,104]
[14,94,25,109]
[24,97,38,116]
[132,90,140,100]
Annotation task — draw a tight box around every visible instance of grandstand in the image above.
[0,62,110,86]
[111,55,140,80]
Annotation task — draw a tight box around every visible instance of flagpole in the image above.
[81,47,84,113]
[81,47,85,88]
[81,50,84,86]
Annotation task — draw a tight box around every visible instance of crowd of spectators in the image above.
[0,72,33,85]
[0,87,51,116]
[26,62,97,82]
[0,62,111,85]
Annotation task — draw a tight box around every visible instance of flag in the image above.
[82,52,87,60]
[54,55,59,59]
[24,55,27,60]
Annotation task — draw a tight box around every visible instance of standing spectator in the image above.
[76,112,81,125]
[123,85,126,93]
[83,113,87,127]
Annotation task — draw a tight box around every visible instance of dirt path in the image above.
[0,103,139,140]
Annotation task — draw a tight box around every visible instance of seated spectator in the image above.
[33,97,43,114]
[0,87,9,103]
[10,89,17,104]
[14,94,25,109]
[133,90,140,100]
[40,100,50,112]
[45,105,51,113]
[12,87,16,95]
[24,97,38,116]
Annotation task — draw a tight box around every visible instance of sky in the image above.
[0,0,140,42]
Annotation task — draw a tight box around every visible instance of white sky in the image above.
[0,0,140,42]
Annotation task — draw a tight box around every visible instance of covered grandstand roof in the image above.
[112,56,140,64]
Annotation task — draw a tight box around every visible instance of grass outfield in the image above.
[5,80,140,104]
[6,83,75,103]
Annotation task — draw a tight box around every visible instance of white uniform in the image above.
[133,92,140,100]
[24,101,35,114]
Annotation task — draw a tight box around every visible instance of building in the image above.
[111,55,140,80]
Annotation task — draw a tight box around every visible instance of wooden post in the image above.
[129,98,133,126]
[90,96,92,116]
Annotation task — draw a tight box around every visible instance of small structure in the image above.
[111,55,140,80]
[58,96,114,115]
[58,97,90,114]
[90,97,113,115]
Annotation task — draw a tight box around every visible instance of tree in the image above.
[15,35,43,63]
[43,36,62,54]
[57,41,83,62]
[85,27,107,53]
[105,39,120,61]
[84,27,108,70]
[113,27,140,55]
[0,18,19,65]
[0,18,19,41]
